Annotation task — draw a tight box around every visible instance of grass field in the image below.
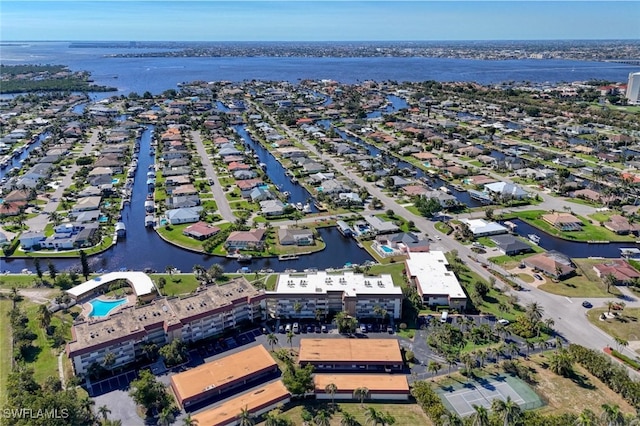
[586,307,640,344]
[538,259,622,298]
[0,300,11,405]
[151,273,201,296]
[260,400,433,426]
[367,262,407,288]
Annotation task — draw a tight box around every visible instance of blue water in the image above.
[89,298,128,317]
[380,245,394,254]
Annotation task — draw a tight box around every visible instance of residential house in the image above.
[542,212,583,231]
[484,181,528,200]
[260,199,286,216]
[461,219,508,237]
[489,235,533,256]
[183,222,220,240]
[278,227,314,246]
[376,232,430,253]
[593,259,640,285]
[165,207,202,225]
[225,229,266,251]
[19,232,45,250]
[71,196,101,213]
[524,251,575,279]
[249,187,274,202]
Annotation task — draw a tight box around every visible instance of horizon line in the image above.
[3,38,640,43]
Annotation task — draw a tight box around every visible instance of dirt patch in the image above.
[528,354,636,416]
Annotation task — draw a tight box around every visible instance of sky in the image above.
[1,1,639,42]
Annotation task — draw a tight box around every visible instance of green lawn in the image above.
[23,302,76,384]
[434,222,453,234]
[0,274,42,289]
[538,258,622,298]
[151,273,201,296]
[368,262,408,288]
[0,300,11,404]
[587,307,640,345]
[266,400,432,426]
[511,210,635,242]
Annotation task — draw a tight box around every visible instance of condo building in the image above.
[66,277,266,375]
[266,270,403,320]
[626,72,640,105]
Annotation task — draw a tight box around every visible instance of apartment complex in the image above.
[405,251,468,311]
[314,374,410,401]
[266,271,403,320]
[66,277,266,375]
[171,345,278,409]
[298,338,404,372]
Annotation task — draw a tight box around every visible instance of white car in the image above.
[497,319,510,325]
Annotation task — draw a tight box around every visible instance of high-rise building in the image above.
[626,72,640,105]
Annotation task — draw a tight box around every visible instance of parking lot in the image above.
[87,370,138,397]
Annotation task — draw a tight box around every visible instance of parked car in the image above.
[534,273,543,280]
[360,324,367,334]
[582,301,593,308]
[314,325,321,333]
[278,325,285,333]
[497,319,510,325]
[321,325,328,333]
[293,322,300,334]
[285,323,291,333]
[387,326,394,334]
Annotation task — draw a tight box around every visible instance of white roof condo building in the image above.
[626,72,640,105]
[405,251,467,311]
[268,271,403,319]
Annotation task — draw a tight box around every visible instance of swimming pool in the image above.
[112,178,120,184]
[380,245,394,254]
[98,216,109,223]
[89,298,128,318]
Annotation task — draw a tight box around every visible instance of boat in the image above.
[295,202,303,210]
[278,254,299,261]
[528,234,541,244]
[227,253,253,262]
[302,203,311,213]
[282,191,291,198]
[439,186,451,193]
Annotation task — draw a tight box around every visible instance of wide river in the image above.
[1,42,638,273]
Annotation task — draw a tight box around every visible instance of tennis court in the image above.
[436,375,543,417]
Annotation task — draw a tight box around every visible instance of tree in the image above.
[445,354,457,376]
[365,406,381,426]
[159,339,188,367]
[353,387,369,407]
[47,260,57,280]
[286,330,294,348]
[98,404,111,420]
[238,406,255,426]
[427,360,442,377]
[314,409,330,426]
[549,348,573,377]
[293,302,303,315]
[613,336,629,353]
[158,407,175,426]
[603,273,617,293]
[129,369,173,417]
[341,411,358,426]
[600,403,625,426]
[34,257,43,280]
[103,351,116,369]
[575,409,597,426]
[470,404,490,426]
[325,382,338,408]
[208,263,224,280]
[267,333,279,351]
[79,249,90,280]
[37,304,52,331]
[525,302,544,323]
[491,396,522,426]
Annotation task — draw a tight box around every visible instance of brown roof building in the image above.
[541,212,582,231]
[593,259,640,284]
[314,374,409,401]
[299,339,403,372]
[191,380,290,426]
[523,251,576,279]
[171,345,278,408]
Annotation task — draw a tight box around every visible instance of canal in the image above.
[1,125,371,273]
[508,219,640,258]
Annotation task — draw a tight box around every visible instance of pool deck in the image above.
[82,294,136,319]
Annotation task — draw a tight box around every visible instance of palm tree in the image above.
[102,351,116,369]
[165,265,175,277]
[238,406,255,426]
[266,333,278,351]
[293,302,303,316]
[476,349,488,368]
[603,273,617,293]
[491,396,522,426]
[549,348,573,377]
[182,413,198,426]
[525,340,535,357]
[427,360,442,377]
[445,354,457,376]
[97,404,111,420]
[353,387,369,407]
[470,404,490,426]
[325,382,338,408]
[600,403,625,426]
[314,409,330,426]
[263,409,282,426]
[440,412,463,426]
[208,263,224,280]
[286,330,294,348]
[365,406,381,426]
[525,302,544,323]
[157,407,174,426]
[340,411,358,426]
[37,304,52,331]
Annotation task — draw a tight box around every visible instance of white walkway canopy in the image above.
[66,271,156,299]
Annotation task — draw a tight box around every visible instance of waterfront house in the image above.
[320,179,349,194]
[87,167,113,178]
[364,215,400,235]
[3,189,32,203]
[524,251,575,279]
[225,229,266,251]
[278,227,314,246]
[259,199,286,216]
[337,192,363,206]
[542,212,583,231]
[461,219,508,237]
[19,231,46,250]
[490,235,533,256]
[249,187,275,202]
[167,195,201,209]
[443,165,469,178]
[183,221,220,240]
[593,259,640,285]
[603,215,639,235]
[484,181,528,200]
[165,207,202,225]
[233,170,257,180]
[170,184,198,197]
[376,232,430,253]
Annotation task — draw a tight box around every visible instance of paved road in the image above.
[25,130,101,232]
[252,103,640,367]
[190,130,235,223]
